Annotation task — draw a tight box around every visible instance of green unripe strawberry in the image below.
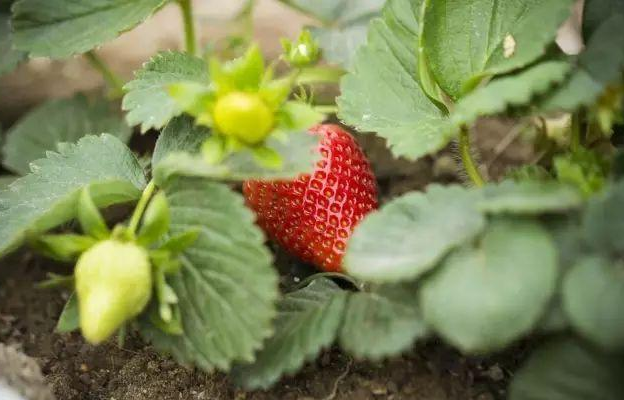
[213,91,274,145]
[75,240,152,344]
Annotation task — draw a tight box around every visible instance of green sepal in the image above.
[150,249,183,276]
[77,187,110,239]
[36,272,75,290]
[281,29,321,68]
[137,192,171,245]
[31,234,97,262]
[276,101,324,133]
[158,229,200,254]
[252,146,284,170]
[56,292,80,333]
[202,135,228,165]
[167,81,214,119]
[210,44,265,94]
[259,77,293,110]
[148,302,184,336]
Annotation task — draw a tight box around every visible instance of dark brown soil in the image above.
[0,121,531,400]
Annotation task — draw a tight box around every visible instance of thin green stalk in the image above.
[178,0,197,56]
[459,126,485,187]
[128,181,156,235]
[571,111,582,152]
[85,51,124,98]
[296,66,346,85]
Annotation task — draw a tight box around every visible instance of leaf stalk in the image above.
[178,0,198,56]
[84,51,125,98]
[459,125,485,187]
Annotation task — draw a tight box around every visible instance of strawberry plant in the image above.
[1,0,624,398]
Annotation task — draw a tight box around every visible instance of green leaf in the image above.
[421,218,558,353]
[0,13,26,75]
[345,185,485,283]
[0,134,146,257]
[554,148,611,197]
[338,0,454,161]
[77,187,110,239]
[56,293,79,333]
[11,0,166,58]
[137,192,170,245]
[278,0,382,24]
[563,256,624,350]
[478,180,584,215]
[422,0,576,100]
[0,175,15,190]
[583,0,624,39]
[154,133,320,184]
[152,116,210,168]
[541,14,624,111]
[232,278,347,390]
[451,61,571,128]
[2,94,131,175]
[277,101,324,132]
[123,51,209,133]
[340,284,428,360]
[508,338,624,400]
[31,233,96,262]
[138,178,278,372]
[582,180,624,255]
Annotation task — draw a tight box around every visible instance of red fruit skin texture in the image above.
[243,124,379,272]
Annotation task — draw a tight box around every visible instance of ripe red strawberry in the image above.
[243,124,378,272]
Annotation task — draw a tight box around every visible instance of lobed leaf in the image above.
[422,0,576,100]
[231,278,347,390]
[421,218,558,353]
[562,256,624,350]
[12,0,166,58]
[2,94,131,174]
[451,61,572,128]
[338,0,454,161]
[339,283,428,360]
[138,177,278,372]
[345,185,486,283]
[582,180,624,255]
[123,51,209,133]
[508,338,624,400]
[0,134,146,257]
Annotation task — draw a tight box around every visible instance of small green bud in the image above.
[75,240,152,344]
[213,91,275,145]
[281,30,320,68]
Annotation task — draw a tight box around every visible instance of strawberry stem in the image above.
[84,51,124,99]
[178,0,197,56]
[128,181,157,236]
[459,125,485,187]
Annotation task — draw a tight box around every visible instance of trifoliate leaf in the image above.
[478,180,584,215]
[11,0,166,58]
[0,134,146,257]
[582,180,624,255]
[422,0,576,100]
[338,0,454,161]
[231,278,347,390]
[421,218,558,353]
[541,14,624,111]
[2,94,131,175]
[123,51,208,133]
[56,293,79,333]
[138,178,278,372]
[340,283,428,360]
[563,256,624,350]
[0,13,26,75]
[345,185,486,283]
[451,61,571,128]
[508,338,624,400]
